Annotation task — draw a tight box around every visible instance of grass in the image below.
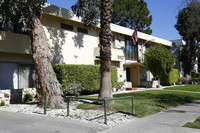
[77,89,200,118]
[184,116,200,129]
[164,85,200,92]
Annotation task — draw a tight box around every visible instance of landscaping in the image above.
[78,88,200,117]
[184,116,200,129]
[164,85,200,92]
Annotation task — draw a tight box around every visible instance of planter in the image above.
[126,88,137,91]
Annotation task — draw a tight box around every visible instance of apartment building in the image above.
[0,4,172,90]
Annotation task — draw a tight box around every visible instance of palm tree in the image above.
[98,0,113,103]
[72,0,113,102]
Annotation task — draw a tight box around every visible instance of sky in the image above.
[47,0,182,41]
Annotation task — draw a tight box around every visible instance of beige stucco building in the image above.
[0,4,172,90]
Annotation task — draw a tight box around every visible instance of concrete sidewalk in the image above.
[0,111,104,133]
[100,100,200,133]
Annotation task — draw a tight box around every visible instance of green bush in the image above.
[194,73,200,78]
[24,93,34,103]
[161,69,179,85]
[53,64,118,94]
[178,77,188,84]
[115,82,125,91]
[0,101,5,106]
[188,77,200,84]
[169,69,179,84]
[63,83,85,97]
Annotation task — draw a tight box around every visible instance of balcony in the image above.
[0,31,31,54]
[94,47,125,62]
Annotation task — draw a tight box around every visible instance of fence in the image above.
[43,92,134,124]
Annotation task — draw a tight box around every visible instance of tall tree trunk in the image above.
[99,0,113,104]
[29,16,65,108]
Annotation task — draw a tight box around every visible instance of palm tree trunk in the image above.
[30,15,65,108]
[99,0,113,104]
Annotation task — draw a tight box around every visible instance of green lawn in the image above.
[78,89,200,118]
[164,85,200,92]
[184,116,200,129]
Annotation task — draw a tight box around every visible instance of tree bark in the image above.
[29,16,65,108]
[99,0,113,104]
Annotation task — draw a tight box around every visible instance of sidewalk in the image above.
[0,110,104,133]
[100,100,200,133]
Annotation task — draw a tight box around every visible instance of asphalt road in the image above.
[0,111,104,133]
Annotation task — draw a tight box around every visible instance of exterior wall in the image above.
[42,14,99,65]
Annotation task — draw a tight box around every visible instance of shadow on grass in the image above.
[115,91,197,107]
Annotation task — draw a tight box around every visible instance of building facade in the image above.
[171,39,199,77]
[0,4,172,90]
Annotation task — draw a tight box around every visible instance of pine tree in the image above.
[175,0,200,76]
[112,0,152,34]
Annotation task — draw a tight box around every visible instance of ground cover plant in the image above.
[164,85,200,92]
[184,116,200,129]
[78,89,200,117]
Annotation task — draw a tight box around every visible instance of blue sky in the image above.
[47,0,182,41]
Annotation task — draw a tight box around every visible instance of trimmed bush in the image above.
[161,69,179,85]
[169,69,179,84]
[53,64,118,94]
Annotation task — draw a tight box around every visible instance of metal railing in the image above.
[43,92,134,124]
[66,96,134,124]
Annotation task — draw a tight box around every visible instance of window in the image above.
[19,64,38,88]
[125,36,138,60]
[77,27,88,34]
[0,62,38,89]
[110,35,115,48]
[61,23,73,31]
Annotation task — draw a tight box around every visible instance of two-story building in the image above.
[171,39,199,77]
[0,4,172,90]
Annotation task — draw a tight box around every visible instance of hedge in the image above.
[53,64,118,94]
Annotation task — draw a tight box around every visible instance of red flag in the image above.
[131,29,138,45]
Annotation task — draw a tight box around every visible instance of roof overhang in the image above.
[42,3,172,47]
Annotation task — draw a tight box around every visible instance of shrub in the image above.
[188,77,200,84]
[63,83,85,97]
[194,73,200,78]
[24,93,34,103]
[0,101,5,106]
[161,69,179,85]
[178,77,188,84]
[115,82,125,91]
[144,46,176,80]
[169,69,179,84]
[53,64,118,94]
